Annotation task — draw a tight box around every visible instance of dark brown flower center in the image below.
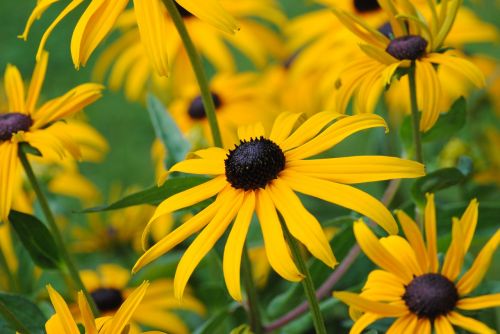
[175,3,193,18]
[225,137,285,190]
[386,35,428,60]
[0,112,32,141]
[188,93,222,120]
[91,288,124,313]
[354,0,381,13]
[403,273,458,319]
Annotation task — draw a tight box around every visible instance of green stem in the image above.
[18,150,99,316]
[281,220,327,334]
[408,62,423,164]
[0,300,33,334]
[162,0,223,148]
[241,245,263,334]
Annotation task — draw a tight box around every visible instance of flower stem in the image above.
[162,0,223,148]
[409,62,423,163]
[280,220,327,334]
[18,150,99,316]
[241,245,263,334]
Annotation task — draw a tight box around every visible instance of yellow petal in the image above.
[447,311,496,334]
[456,229,500,295]
[333,292,408,317]
[353,222,413,282]
[417,60,442,132]
[434,315,454,334]
[459,198,478,255]
[174,189,243,299]
[26,51,49,114]
[441,218,465,281]
[175,0,239,34]
[396,210,429,272]
[414,317,431,334]
[379,236,423,277]
[256,189,303,281]
[386,314,417,334]
[78,292,97,334]
[193,147,227,160]
[268,180,336,267]
[269,112,302,145]
[46,285,80,334]
[72,0,129,69]
[169,158,225,175]
[108,281,150,334]
[350,313,381,334]
[133,0,170,76]
[286,156,425,184]
[0,143,20,223]
[223,191,255,301]
[19,0,60,41]
[4,65,26,113]
[132,309,189,334]
[281,171,398,235]
[424,193,438,273]
[361,270,405,302]
[133,198,219,273]
[457,294,500,310]
[286,114,387,161]
[428,52,486,88]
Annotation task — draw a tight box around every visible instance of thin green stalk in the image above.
[162,0,223,147]
[0,247,17,292]
[241,245,263,334]
[0,300,33,334]
[18,150,99,316]
[281,220,327,334]
[408,62,423,164]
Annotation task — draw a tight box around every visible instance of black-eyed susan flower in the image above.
[21,0,239,76]
[334,194,500,333]
[0,52,103,222]
[45,282,163,334]
[133,112,425,301]
[332,0,486,131]
[78,264,204,334]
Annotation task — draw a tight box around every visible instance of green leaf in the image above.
[423,97,466,142]
[147,94,191,169]
[411,168,466,206]
[8,211,61,269]
[399,115,413,152]
[82,176,209,212]
[0,292,47,334]
[19,143,42,157]
[193,302,240,334]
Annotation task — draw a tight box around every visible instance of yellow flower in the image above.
[21,0,239,76]
[332,0,486,131]
[45,282,163,334]
[133,112,425,301]
[334,194,500,334]
[0,52,103,222]
[78,264,205,334]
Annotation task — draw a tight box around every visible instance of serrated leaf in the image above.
[82,176,209,212]
[8,211,61,269]
[0,292,47,334]
[423,97,466,142]
[411,168,466,206]
[147,94,191,169]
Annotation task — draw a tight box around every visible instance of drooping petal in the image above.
[456,229,500,295]
[107,281,150,334]
[424,193,439,273]
[434,315,454,334]
[133,198,220,273]
[441,218,465,281]
[174,189,243,299]
[4,64,26,113]
[267,180,336,267]
[255,189,303,281]
[133,0,170,76]
[333,292,408,317]
[223,191,255,301]
[19,0,60,41]
[286,114,387,161]
[457,294,500,310]
[46,285,80,334]
[353,222,413,282]
[428,52,486,88]
[417,59,442,132]
[0,143,19,223]
[280,112,342,151]
[396,210,429,272]
[281,171,398,235]
[26,51,49,114]
[286,156,424,184]
[72,0,129,69]
[447,311,496,334]
[175,0,239,34]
